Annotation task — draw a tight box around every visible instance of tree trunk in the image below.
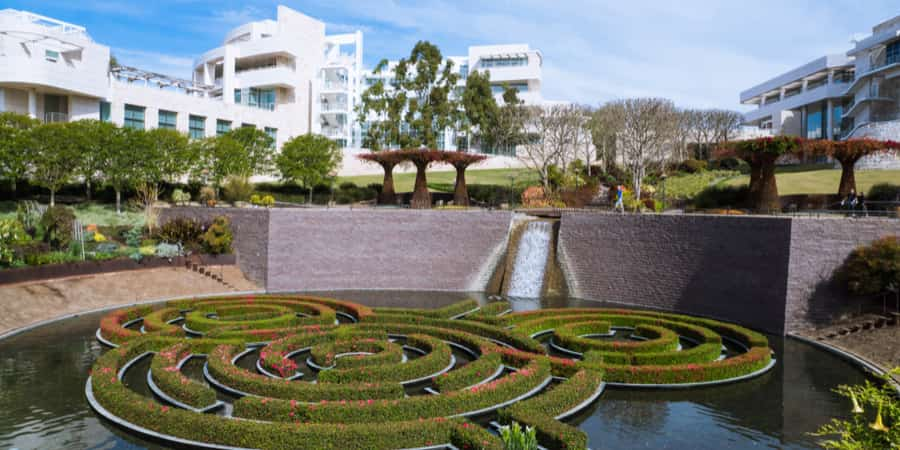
[837,156,860,197]
[410,161,431,209]
[378,162,396,205]
[50,190,55,207]
[85,178,92,202]
[747,158,762,209]
[10,179,16,200]
[308,187,313,205]
[115,190,122,214]
[453,164,469,207]
[755,155,780,213]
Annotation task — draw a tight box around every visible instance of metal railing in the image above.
[43,112,68,123]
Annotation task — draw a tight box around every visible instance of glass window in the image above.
[234,89,242,104]
[460,64,469,80]
[216,120,231,136]
[189,115,205,139]
[99,102,111,122]
[481,57,528,68]
[44,49,59,62]
[158,110,177,129]
[124,104,145,130]
[832,105,843,138]
[491,83,528,95]
[805,103,824,140]
[887,41,900,66]
[264,127,277,147]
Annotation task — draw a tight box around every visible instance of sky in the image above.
[6,0,898,110]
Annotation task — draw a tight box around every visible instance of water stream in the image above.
[506,220,553,298]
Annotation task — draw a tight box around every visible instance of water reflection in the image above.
[0,293,873,450]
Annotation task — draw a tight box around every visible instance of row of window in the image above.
[886,41,900,66]
[481,57,528,68]
[491,83,529,95]
[102,102,277,142]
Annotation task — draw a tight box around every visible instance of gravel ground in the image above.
[0,266,259,336]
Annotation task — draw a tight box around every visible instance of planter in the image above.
[0,254,235,286]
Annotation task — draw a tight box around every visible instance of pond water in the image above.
[0,291,868,450]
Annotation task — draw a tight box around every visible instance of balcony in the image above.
[322,126,348,138]
[321,80,349,92]
[320,102,349,113]
[43,112,68,123]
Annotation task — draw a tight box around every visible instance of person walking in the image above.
[614,185,625,213]
[858,192,867,217]
[841,189,857,217]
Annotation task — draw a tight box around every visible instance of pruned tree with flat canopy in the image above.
[441,151,487,207]
[803,138,900,197]
[715,136,803,212]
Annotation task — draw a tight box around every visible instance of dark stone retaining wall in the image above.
[785,218,900,331]
[558,213,793,334]
[266,210,512,292]
[558,212,900,334]
[159,207,270,286]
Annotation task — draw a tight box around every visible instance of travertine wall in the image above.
[266,209,511,292]
[558,213,793,334]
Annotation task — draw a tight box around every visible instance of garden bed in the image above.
[0,254,235,286]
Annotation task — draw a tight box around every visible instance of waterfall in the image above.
[506,221,553,298]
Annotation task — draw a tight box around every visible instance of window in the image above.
[45,49,59,62]
[189,115,205,139]
[264,127,277,147]
[242,123,255,129]
[216,120,231,136]
[234,89,241,104]
[124,104,145,130]
[99,102,111,122]
[158,110,177,130]
[887,41,900,66]
[234,88,276,110]
[481,57,528,68]
[460,64,469,80]
[491,83,528,95]
[805,103,825,140]
[832,105,843,138]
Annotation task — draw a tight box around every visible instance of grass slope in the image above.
[0,201,144,227]
[725,168,900,196]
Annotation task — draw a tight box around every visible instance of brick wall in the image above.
[159,207,270,286]
[559,212,793,334]
[266,209,512,292]
[785,217,900,331]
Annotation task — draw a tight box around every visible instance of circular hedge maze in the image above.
[88,295,776,450]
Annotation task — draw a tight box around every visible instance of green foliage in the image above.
[250,194,275,207]
[499,422,538,450]
[39,205,75,250]
[0,112,39,190]
[275,134,341,196]
[194,133,267,188]
[201,216,233,254]
[680,159,708,173]
[15,200,43,232]
[155,243,183,258]
[199,186,217,206]
[709,157,749,173]
[224,127,275,175]
[141,128,194,186]
[813,369,900,449]
[123,226,144,248]
[835,236,899,296]
[221,176,254,203]
[151,343,218,408]
[693,184,749,209]
[867,183,900,209]
[29,123,81,205]
[0,218,28,266]
[171,189,191,205]
[156,217,204,248]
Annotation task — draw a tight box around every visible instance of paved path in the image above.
[0,266,259,336]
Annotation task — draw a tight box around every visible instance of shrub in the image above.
[16,200,44,233]
[151,343,218,408]
[813,369,900,449]
[199,186,217,207]
[499,422,538,450]
[521,186,548,208]
[222,176,254,203]
[0,219,28,266]
[680,159,708,173]
[12,241,50,266]
[171,189,191,206]
[709,157,749,173]
[156,217,204,248]
[867,183,900,210]
[39,205,76,250]
[201,216,233,254]
[834,236,899,296]
[123,226,144,248]
[338,181,358,190]
[693,184,749,209]
[250,194,276,208]
[155,243,183,258]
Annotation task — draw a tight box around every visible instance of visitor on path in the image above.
[841,189,857,217]
[858,193,867,217]
[614,185,625,213]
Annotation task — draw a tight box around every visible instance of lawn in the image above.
[661,170,739,200]
[337,168,539,192]
[0,201,144,227]
[725,168,900,195]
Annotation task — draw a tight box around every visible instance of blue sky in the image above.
[6,0,898,110]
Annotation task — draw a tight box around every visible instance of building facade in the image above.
[0,6,545,175]
[740,15,900,168]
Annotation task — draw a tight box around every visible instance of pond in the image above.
[0,291,868,450]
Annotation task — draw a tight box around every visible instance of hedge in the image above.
[317,334,453,384]
[582,346,772,384]
[498,369,602,450]
[363,314,544,353]
[233,359,552,424]
[374,299,480,319]
[98,305,157,345]
[435,352,503,392]
[150,343,217,408]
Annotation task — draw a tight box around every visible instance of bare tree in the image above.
[519,104,588,191]
[709,109,744,144]
[588,102,624,173]
[610,98,678,204]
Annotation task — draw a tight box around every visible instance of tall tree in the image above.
[709,109,744,145]
[225,127,275,176]
[442,152,487,207]
[400,41,461,149]
[358,59,407,150]
[70,119,117,202]
[192,135,245,192]
[716,136,803,211]
[103,127,146,214]
[29,123,81,206]
[588,102,624,173]
[357,151,406,205]
[0,112,39,197]
[519,104,587,191]
[276,134,342,204]
[143,128,193,188]
[461,70,498,149]
[612,98,678,205]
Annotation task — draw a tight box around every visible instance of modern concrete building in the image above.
[0,5,545,175]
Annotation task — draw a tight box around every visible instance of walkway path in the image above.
[0,266,259,336]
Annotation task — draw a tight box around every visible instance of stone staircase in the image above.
[816,313,900,340]
[185,257,237,291]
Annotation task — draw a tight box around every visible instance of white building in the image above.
[739,14,900,168]
[0,6,547,175]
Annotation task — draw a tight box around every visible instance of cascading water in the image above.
[506,220,553,298]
